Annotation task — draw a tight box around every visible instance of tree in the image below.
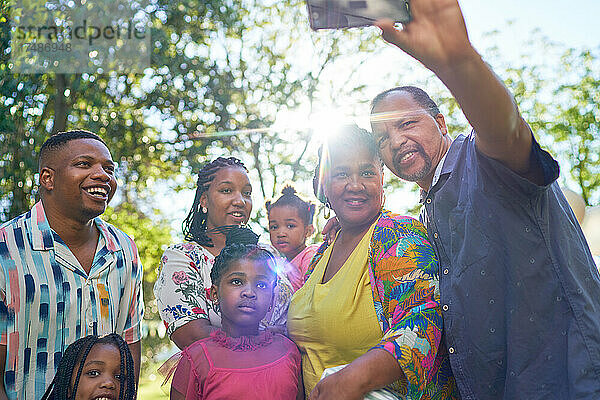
[480,28,600,206]
[546,49,600,205]
[1,0,385,368]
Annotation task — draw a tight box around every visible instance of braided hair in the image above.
[182,157,248,247]
[265,185,316,226]
[41,333,136,400]
[210,226,277,286]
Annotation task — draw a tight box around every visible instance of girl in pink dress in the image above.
[169,227,302,400]
[266,185,320,291]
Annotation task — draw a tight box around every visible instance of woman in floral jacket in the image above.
[154,157,291,349]
[287,126,459,399]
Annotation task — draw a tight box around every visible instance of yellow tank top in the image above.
[287,222,382,395]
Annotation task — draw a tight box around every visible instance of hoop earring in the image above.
[324,200,332,219]
[202,206,208,213]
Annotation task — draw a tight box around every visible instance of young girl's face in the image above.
[212,258,276,337]
[268,205,313,260]
[73,343,122,400]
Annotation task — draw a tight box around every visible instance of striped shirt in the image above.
[0,201,144,400]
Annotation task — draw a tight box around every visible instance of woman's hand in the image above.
[308,368,364,400]
[321,217,340,245]
[310,349,403,400]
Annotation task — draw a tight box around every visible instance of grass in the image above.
[138,367,169,399]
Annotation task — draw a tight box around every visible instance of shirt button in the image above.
[443,268,449,275]
[442,305,449,311]
[448,347,455,354]
[426,198,432,204]
[433,232,439,239]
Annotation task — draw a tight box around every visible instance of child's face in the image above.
[268,205,313,260]
[73,343,122,400]
[211,258,276,337]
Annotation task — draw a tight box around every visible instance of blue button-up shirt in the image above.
[421,133,600,399]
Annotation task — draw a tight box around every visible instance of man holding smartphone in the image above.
[369,0,600,399]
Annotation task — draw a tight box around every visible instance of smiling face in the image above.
[268,205,313,260]
[40,138,117,222]
[371,90,450,189]
[73,343,122,400]
[211,258,276,337]
[201,167,253,230]
[323,144,383,232]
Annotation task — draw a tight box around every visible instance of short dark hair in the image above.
[265,185,316,226]
[312,124,381,205]
[210,226,277,286]
[39,130,107,171]
[182,157,248,247]
[370,86,441,117]
[41,333,136,400]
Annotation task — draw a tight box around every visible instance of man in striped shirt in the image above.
[0,130,144,399]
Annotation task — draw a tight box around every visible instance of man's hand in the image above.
[376,0,536,178]
[375,0,475,73]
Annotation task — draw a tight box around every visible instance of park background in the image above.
[1,0,599,397]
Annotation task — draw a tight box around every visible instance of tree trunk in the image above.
[52,74,67,133]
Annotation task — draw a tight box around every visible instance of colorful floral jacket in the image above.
[305,210,459,400]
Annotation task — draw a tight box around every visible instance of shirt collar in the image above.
[419,134,467,203]
[30,201,118,252]
[431,150,449,189]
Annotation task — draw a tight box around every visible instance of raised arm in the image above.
[376,0,539,180]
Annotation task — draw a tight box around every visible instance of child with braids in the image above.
[154,157,292,350]
[41,333,136,400]
[169,226,302,400]
[266,185,319,291]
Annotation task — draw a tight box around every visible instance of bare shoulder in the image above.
[273,333,297,350]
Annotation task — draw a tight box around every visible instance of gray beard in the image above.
[393,151,432,182]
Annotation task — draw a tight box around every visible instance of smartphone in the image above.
[306,0,411,30]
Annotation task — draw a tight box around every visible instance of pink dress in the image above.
[172,330,301,400]
[285,244,320,292]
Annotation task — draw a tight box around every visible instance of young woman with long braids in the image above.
[41,333,136,400]
[154,157,292,349]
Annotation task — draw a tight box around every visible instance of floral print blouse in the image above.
[304,210,459,399]
[154,242,292,337]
